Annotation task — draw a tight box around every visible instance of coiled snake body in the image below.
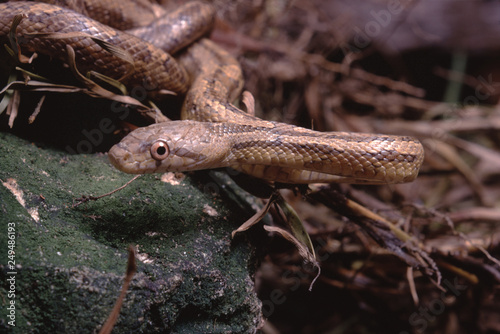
[0,0,424,184]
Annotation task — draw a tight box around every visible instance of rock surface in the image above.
[0,131,262,333]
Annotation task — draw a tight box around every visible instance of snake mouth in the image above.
[108,143,137,174]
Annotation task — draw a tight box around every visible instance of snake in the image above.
[0,0,424,184]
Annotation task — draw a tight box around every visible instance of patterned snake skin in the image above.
[0,0,424,184]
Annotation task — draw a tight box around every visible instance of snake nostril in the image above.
[151,140,170,160]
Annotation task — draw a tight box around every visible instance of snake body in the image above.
[0,1,190,98]
[110,120,423,184]
[0,0,424,184]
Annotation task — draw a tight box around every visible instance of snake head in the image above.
[109,121,228,174]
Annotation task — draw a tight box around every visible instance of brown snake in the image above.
[0,0,424,184]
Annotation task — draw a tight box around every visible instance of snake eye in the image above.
[150,140,170,161]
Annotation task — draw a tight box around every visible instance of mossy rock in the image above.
[0,131,263,333]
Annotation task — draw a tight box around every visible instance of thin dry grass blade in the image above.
[8,14,32,63]
[263,225,320,290]
[274,195,316,260]
[232,192,279,238]
[65,45,150,109]
[99,246,137,334]
[28,95,46,124]
[88,71,129,96]
[7,90,21,128]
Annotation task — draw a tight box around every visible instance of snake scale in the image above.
[0,0,424,184]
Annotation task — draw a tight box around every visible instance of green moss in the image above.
[0,132,262,333]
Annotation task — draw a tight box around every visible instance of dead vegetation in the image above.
[209,0,500,333]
